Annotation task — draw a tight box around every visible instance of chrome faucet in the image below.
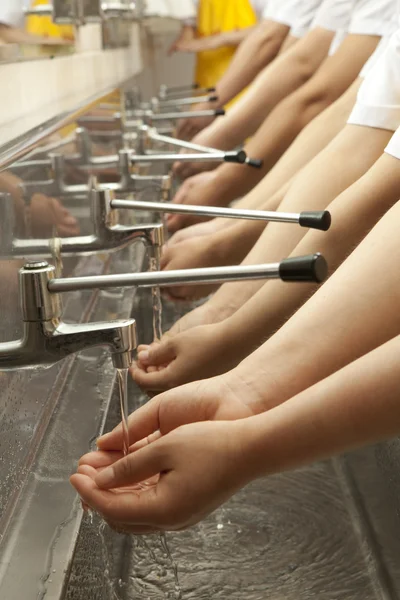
[21,151,172,198]
[0,254,327,371]
[49,253,328,293]
[0,262,136,371]
[4,186,164,259]
[149,95,219,112]
[127,108,226,127]
[158,83,212,99]
[109,195,332,231]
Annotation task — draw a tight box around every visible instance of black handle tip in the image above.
[206,87,217,93]
[279,253,328,283]
[215,109,226,116]
[246,158,263,169]
[208,95,219,102]
[224,150,247,164]
[299,211,331,231]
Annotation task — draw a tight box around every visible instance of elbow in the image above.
[295,85,336,123]
[254,21,289,60]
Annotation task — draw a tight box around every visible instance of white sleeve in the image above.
[254,0,270,20]
[146,0,196,22]
[181,0,197,25]
[0,0,24,27]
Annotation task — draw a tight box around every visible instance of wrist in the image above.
[212,166,240,206]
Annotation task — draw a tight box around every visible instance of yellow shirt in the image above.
[25,0,75,41]
[195,0,258,105]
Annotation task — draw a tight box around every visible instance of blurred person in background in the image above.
[0,0,74,45]
[169,0,275,107]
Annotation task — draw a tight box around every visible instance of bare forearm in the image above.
[235,171,400,415]
[197,28,334,149]
[211,21,290,109]
[221,27,256,47]
[238,33,380,177]
[225,152,400,357]
[246,335,400,479]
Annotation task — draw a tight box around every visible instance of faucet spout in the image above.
[0,262,137,372]
[9,188,164,258]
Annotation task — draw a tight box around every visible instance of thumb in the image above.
[137,339,176,367]
[95,443,166,490]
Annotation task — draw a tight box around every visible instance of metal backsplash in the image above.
[0,86,149,599]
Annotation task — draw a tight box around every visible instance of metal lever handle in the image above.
[246,158,263,169]
[48,254,327,293]
[159,84,200,96]
[159,87,216,100]
[130,150,246,164]
[155,95,219,109]
[110,199,331,231]
[279,254,327,281]
[145,109,225,122]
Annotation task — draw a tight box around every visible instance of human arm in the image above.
[174,26,256,53]
[191,27,335,150]
[175,19,291,140]
[133,128,395,390]
[168,24,196,55]
[170,76,361,230]
[186,32,380,212]
[72,333,400,533]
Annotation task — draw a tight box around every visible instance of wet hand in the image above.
[131,324,238,391]
[160,236,222,300]
[71,419,253,533]
[167,171,221,233]
[176,106,217,142]
[30,195,79,237]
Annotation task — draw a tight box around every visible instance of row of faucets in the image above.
[0,82,333,372]
[24,1,147,26]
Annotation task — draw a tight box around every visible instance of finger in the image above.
[172,161,183,177]
[131,363,175,391]
[97,396,163,451]
[77,464,98,478]
[70,473,165,524]
[105,519,158,535]
[167,215,188,233]
[78,450,123,468]
[94,444,166,490]
[160,247,173,270]
[130,430,163,452]
[137,339,176,367]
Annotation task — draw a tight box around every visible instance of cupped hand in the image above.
[71,418,253,533]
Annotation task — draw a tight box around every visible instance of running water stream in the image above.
[149,246,163,342]
[117,368,130,457]
[148,245,182,598]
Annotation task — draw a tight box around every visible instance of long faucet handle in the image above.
[142,109,225,125]
[48,254,328,293]
[279,254,327,282]
[152,95,220,110]
[129,149,246,165]
[245,158,263,169]
[110,198,331,231]
[159,83,201,97]
[158,87,216,101]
